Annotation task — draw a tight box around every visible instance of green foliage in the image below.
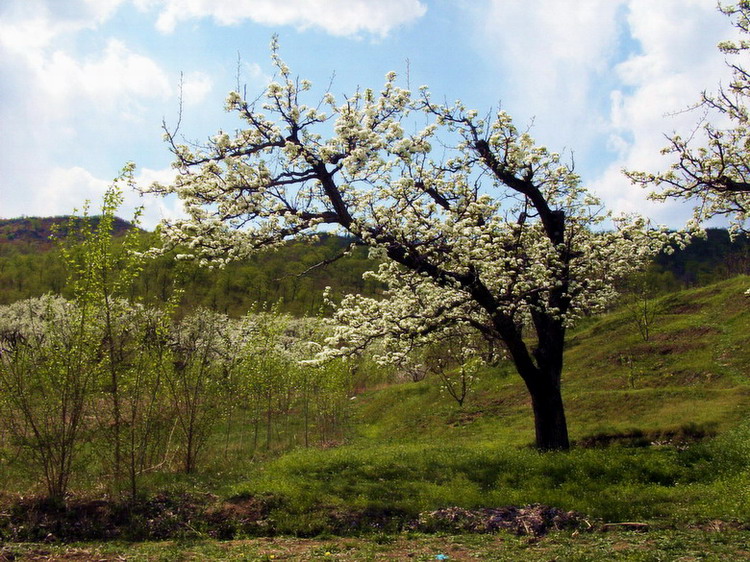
[0,224,380,315]
[3,219,749,316]
[165,308,237,474]
[209,274,750,533]
[223,311,354,457]
[140,234,380,316]
[0,295,100,501]
[654,228,750,286]
[0,170,176,500]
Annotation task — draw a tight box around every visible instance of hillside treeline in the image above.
[1,217,748,315]
[0,219,381,316]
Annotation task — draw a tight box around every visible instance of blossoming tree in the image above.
[628,2,750,234]
[147,41,668,450]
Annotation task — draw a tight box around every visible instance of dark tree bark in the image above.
[525,369,570,451]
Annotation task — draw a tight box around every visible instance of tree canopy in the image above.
[147,39,670,450]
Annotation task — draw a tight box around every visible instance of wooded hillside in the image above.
[1,218,747,315]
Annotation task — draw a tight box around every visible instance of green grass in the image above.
[347,278,750,453]
[209,276,750,533]
[2,276,750,555]
[224,419,750,529]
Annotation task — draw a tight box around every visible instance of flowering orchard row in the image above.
[0,294,353,501]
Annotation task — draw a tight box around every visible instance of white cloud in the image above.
[475,0,738,226]
[132,166,187,229]
[141,0,426,37]
[82,0,129,22]
[28,167,109,218]
[245,62,272,86]
[182,71,213,107]
[484,0,624,70]
[0,164,184,230]
[0,2,181,225]
[0,0,128,45]
[1,35,172,118]
[0,16,58,54]
[478,0,626,156]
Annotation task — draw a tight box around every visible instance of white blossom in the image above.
[144,45,675,449]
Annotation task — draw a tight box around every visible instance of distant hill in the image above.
[0,216,137,254]
[0,216,377,315]
[0,217,748,315]
[656,228,750,285]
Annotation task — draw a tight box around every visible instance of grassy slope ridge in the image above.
[227,275,750,529]
[357,275,750,444]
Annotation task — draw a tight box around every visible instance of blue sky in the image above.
[0,0,738,229]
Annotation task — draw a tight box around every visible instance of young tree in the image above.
[416,328,485,407]
[0,296,99,502]
[238,309,292,452]
[166,309,235,473]
[622,269,663,342]
[58,172,145,490]
[146,40,669,450]
[627,2,750,235]
[57,169,177,498]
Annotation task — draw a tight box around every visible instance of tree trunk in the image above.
[499,330,571,451]
[528,378,569,451]
[527,309,570,451]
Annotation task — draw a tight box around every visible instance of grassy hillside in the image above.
[1,277,749,558]
[219,275,750,531]
[350,275,750,447]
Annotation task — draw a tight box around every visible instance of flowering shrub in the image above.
[0,295,99,501]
